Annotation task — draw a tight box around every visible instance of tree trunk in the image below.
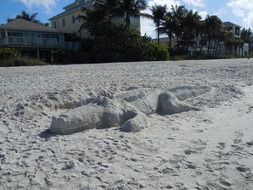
[125,13,130,28]
[157,25,160,44]
[169,32,172,49]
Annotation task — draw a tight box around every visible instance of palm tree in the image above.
[118,0,147,28]
[223,31,235,55]
[150,5,167,44]
[171,5,188,43]
[183,10,202,54]
[78,0,121,39]
[160,12,174,48]
[241,28,252,43]
[93,0,121,28]
[204,15,223,54]
[8,10,40,23]
[79,7,106,37]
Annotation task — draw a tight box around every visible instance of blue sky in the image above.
[0,0,252,38]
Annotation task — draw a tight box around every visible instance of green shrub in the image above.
[0,57,46,67]
[0,48,20,59]
[54,25,169,64]
[145,43,169,61]
[54,50,89,64]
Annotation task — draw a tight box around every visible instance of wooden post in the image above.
[4,28,8,44]
[37,49,40,59]
[51,50,54,63]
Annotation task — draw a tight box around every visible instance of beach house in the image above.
[0,18,65,59]
[223,22,241,39]
[49,0,141,38]
[222,22,249,56]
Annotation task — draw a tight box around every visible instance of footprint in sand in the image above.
[234,131,244,138]
[236,165,250,173]
[246,105,253,113]
[217,142,226,150]
[233,131,244,145]
[236,165,253,179]
[184,139,207,155]
[246,141,253,146]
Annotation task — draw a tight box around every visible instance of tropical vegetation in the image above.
[56,0,169,63]
[74,0,252,63]
[150,5,253,58]
[0,48,46,67]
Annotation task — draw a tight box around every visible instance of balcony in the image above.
[0,36,64,48]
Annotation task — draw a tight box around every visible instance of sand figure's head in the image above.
[157,91,179,115]
[157,91,199,115]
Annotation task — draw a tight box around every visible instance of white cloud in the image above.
[199,11,208,19]
[227,0,253,28]
[147,0,181,8]
[183,0,205,7]
[142,0,181,38]
[18,0,56,11]
[141,17,156,37]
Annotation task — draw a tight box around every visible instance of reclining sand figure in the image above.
[50,87,209,135]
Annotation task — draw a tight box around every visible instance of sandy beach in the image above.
[1,59,253,190]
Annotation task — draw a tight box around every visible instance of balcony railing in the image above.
[0,36,63,48]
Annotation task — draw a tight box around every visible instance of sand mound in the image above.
[50,87,205,135]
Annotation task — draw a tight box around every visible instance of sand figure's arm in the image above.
[50,105,104,135]
[120,110,147,132]
[50,97,147,135]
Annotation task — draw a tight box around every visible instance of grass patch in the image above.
[0,57,47,67]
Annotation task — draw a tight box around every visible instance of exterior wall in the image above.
[224,25,241,39]
[52,13,141,38]
[50,1,141,38]
[51,10,83,35]
[242,43,249,56]
[0,29,65,49]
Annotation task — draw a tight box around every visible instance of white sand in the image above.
[0,59,253,189]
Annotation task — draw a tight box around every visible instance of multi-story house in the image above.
[0,18,65,59]
[222,22,249,56]
[223,22,241,39]
[49,0,141,38]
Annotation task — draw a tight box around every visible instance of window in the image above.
[72,15,75,24]
[43,34,57,39]
[79,0,86,5]
[0,31,4,38]
[62,18,66,27]
[78,14,81,22]
[226,27,233,32]
[53,21,57,28]
[235,27,240,35]
[8,32,23,37]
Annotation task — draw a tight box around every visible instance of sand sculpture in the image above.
[50,87,210,135]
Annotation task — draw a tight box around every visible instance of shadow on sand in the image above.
[38,129,56,140]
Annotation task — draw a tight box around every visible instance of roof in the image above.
[0,19,62,33]
[49,0,92,20]
[63,0,79,10]
[223,21,241,28]
[49,6,82,20]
